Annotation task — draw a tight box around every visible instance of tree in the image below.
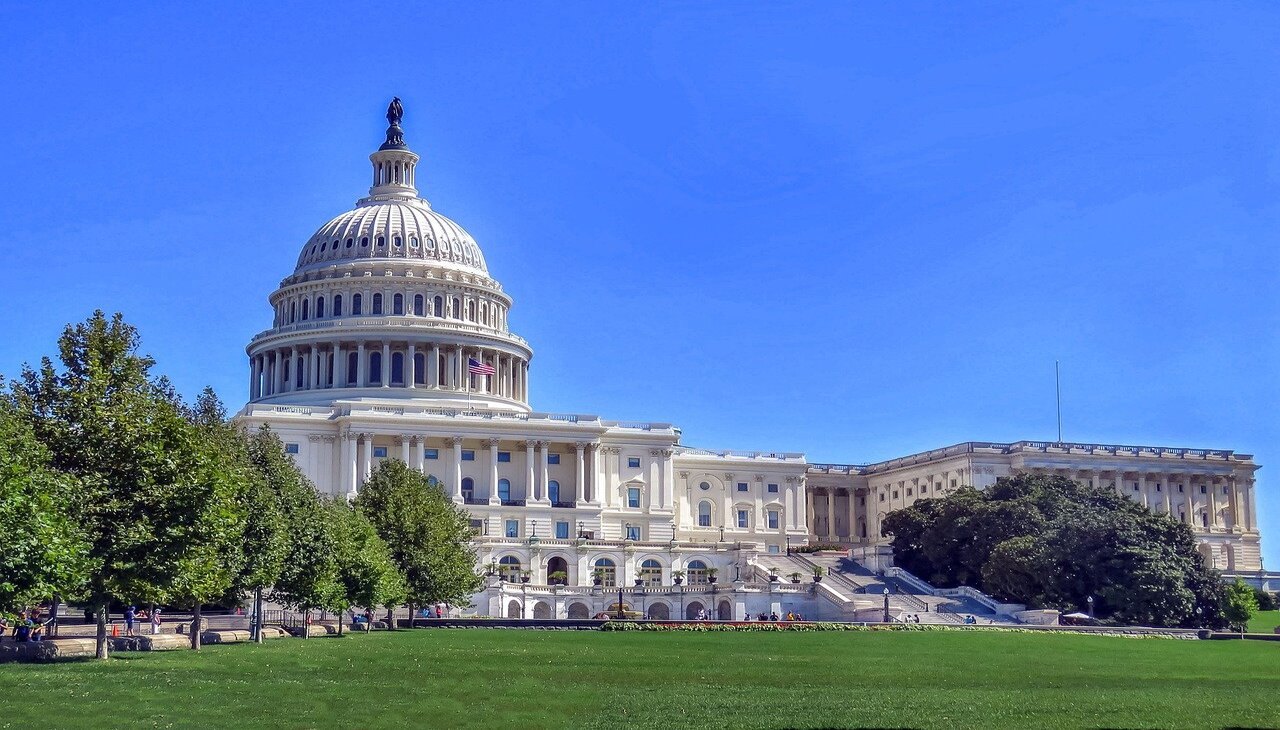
[12,312,248,658]
[237,426,291,642]
[268,450,339,636]
[354,460,482,619]
[326,497,405,633]
[883,472,1229,628]
[1224,579,1259,633]
[0,384,88,614]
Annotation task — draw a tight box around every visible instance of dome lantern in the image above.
[367,97,420,201]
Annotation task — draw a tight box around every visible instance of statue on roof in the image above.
[387,97,403,127]
[380,97,407,151]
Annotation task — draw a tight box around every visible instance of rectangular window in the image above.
[892,491,899,499]
[628,457,641,468]
[767,510,779,529]
[1155,484,1162,492]
[767,483,778,493]
[468,519,485,535]
[768,544,781,554]
[424,448,439,460]
[879,493,885,502]
[950,479,957,488]
[921,485,928,493]
[1178,485,1184,493]
[462,450,475,461]
[1133,484,1140,491]
[373,447,387,458]
[548,453,560,465]
[858,496,865,506]
[906,488,913,496]
[285,443,299,454]
[626,525,641,541]
[737,509,749,528]
[1200,485,1207,494]
[555,521,569,539]
[505,520,519,538]
[627,487,641,508]
[737,482,748,492]
[497,451,511,463]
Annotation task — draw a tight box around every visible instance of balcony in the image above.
[463,496,487,506]
[551,501,575,509]
[501,499,527,507]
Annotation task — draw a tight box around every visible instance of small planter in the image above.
[520,576,531,584]
[673,577,684,586]
[707,576,718,584]
[593,578,602,587]
[634,578,644,587]
[768,574,779,583]
[812,576,822,584]
[791,578,801,584]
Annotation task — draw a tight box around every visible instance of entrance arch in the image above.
[567,602,590,619]
[533,601,552,619]
[506,600,521,618]
[547,556,569,585]
[646,603,671,620]
[717,601,732,620]
[685,601,706,620]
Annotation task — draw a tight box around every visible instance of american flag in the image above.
[468,357,496,376]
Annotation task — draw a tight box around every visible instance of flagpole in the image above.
[466,357,472,409]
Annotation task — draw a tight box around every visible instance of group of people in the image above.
[0,609,52,642]
[749,611,807,621]
[122,605,163,636]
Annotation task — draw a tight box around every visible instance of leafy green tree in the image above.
[326,497,405,633]
[13,312,249,658]
[0,385,88,613]
[269,453,339,636]
[354,460,482,619]
[238,426,291,642]
[1224,579,1259,633]
[884,472,1228,628]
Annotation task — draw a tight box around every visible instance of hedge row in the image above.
[596,621,1182,638]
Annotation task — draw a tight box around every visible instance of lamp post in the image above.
[530,519,537,538]
[1086,595,1095,619]
[882,587,891,623]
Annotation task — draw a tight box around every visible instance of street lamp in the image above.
[882,587,891,623]
[719,525,725,542]
[1086,595,1095,619]
[530,519,537,538]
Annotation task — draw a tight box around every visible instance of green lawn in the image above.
[2,629,1278,729]
[1248,610,1280,634]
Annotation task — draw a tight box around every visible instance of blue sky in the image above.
[1,3,1276,564]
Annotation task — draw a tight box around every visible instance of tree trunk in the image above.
[253,587,264,644]
[95,603,109,660]
[189,604,202,651]
[337,607,344,636]
[302,609,309,639]
[408,602,415,629]
[50,595,61,638]
[386,605,395,630]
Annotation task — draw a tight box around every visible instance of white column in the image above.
[487,439,501,506]
[360,435,373,484]
[449,437,463,502]
[342,433,357,498]
[400,435,411,465]
[1246,478,1258,531]
[1228,476,1241,530]
[1162,473,1172,515]
[1207,478,1219,530]
[539,441,550,503]
[381,343,391,388]
[407,343,417,388]
[575,443,587,507]
[526,440,541,503]
[430,344,440,388]
[847,489,857,541]
[356,343,366,387]
[334,342,345,387]
[825,490,835,539]
[455,345,464,391]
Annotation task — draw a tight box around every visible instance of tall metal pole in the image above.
[1055,360,1063,443]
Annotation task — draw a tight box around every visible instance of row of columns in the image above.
[249,341,528,402]
[339,432,597,507]
[274,287,507,333]
[1064,468,1255,532]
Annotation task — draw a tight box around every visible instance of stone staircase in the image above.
[753,552,1020,624]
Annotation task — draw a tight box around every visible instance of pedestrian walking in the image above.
[151,607,162,634]
[124,605,136,637]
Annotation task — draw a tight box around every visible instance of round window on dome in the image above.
[393,236,402,247]
[361,237,369,247]
[346,238,354,248]
[409,236,419,248]
[377,236,385,247]
[425,237,435,250]
[320,242,327,252]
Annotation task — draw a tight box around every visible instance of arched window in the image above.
[391,352,404,385]
[325,353,334,386]
[315,296,325,318]
[498,555,520,582]
[393,293,404,315]
[468,301,476,321]
[393,235,402,248]
[345,237,354,249]
[462,477,475,502]
[282,359,290,385]
[437,353,447,385]
[686,560,709,585]
[294,356,304,388]
[698,501,712,527]
[372,293,383,315]
[452,297,461,319]
[346,352,358,384]
[433,296,444,317]
[594,558,617,587]
[352,293,362,315]
[639,559,662,587]
[300,299,309,320]
[413,353,426,384]
[376,235,385,248]
[289,302,296,323]
[548,480,561,505]
[498,478,511,503]
[369,352,382,384]
[413,294,424,316]
[333,294,343,316]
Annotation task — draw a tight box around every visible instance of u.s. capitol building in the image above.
[237,102,1264,621]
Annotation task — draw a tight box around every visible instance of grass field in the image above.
[2,629,1278,729]
[1248,609,1280,634]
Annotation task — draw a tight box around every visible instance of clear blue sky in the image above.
[2,3,1276,564]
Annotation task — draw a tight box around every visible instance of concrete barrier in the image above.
[259,627,289,639]
[139,634,190,651]
[284,625,330,638]
[0,638,98,662]
[201,630,251,644]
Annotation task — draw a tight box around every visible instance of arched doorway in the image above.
[506,600,521,618]
[1198,542,1215,569]
[567,602,590,619]
[533,601,552,619]
[594,558,617,587]
[647,603,670,620]
[1224,544,1237,572]
[639,559,663,586]
[547,556,569,585]
[685,601,706,620]
[717,601,732,620]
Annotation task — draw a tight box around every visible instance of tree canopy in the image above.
[882,473,1227,628]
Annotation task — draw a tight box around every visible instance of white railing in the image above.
[249,316,530,348]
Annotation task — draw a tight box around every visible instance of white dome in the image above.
[294,197,488,275]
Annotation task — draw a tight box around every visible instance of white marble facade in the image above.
[236,103,1264,615]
